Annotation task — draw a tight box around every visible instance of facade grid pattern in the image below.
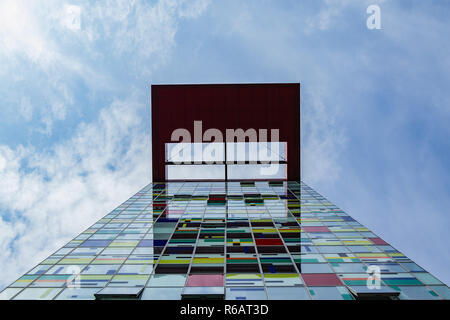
[0,181,448,300]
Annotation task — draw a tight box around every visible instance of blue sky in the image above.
[0,0,449,289]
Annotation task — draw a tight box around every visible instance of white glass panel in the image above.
[226,142,286,162]
[166,143,224,163]
[228,164,287,180]
[166,142,286,163]
[166,165,225,180]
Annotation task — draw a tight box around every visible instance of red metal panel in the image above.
[255,238,284,246]
[151,83,300,182]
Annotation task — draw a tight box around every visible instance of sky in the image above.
[0,0,449,289]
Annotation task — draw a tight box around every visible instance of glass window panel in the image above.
[82,265,119,275]
[10,275,39,287]
[330,263,367,273]
[125,255,159,264]
[92,255,127,264]
[167,165,225,180]
[317,246,349,253]
[0,288,22,300]
[267,287,309,300]
[186,274,224,287]
[28,264,52,275]
[299,263,333,273]
[102,247,135,255]
[226,274,263,287]
[264,274,303,286]
[182,286,224,299]
[228,164,287,180]
[108,273,150,287]
[46,265,85,275]
[77,274,112,287]
[118,265,154,275]
[382,273,422,286]
[400,262,424,272]
[347,285,399,300]
[348,245,381,253]
[309,286,353,300]
[95,287,143,300]
[429,286,450,299]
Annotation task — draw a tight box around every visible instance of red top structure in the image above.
[151,83,300,182]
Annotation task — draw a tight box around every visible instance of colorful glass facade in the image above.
[0,181,448,300]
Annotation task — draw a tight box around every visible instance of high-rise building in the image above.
[1,84,448,300]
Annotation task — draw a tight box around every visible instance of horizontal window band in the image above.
[165,161,287,165]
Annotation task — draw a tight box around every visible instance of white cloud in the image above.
[304,0,388,33]
[304,0,351,33]
[79,0,211,71]
[178,0,211,18]
[0,0,211,135]
[0,0,212,289]
[19,97,33,122]
[0,96,150,290]
[205,2,348,185]
[301,87,347,185]
[61,4,81,31]
[0,0,55,64]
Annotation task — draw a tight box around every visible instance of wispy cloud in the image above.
[188,0,450,285]
[0,95,150,289]
[0,0,211,289]
[19,97,33,122]
[0,0,449,289]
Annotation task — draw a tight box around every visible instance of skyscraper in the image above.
[1,84,448,300]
